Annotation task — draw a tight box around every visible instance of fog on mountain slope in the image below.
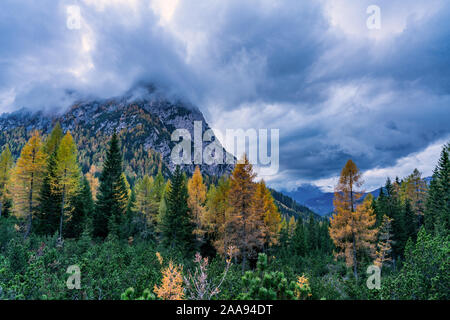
[0,89,234,184]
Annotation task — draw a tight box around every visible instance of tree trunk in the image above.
[171,230,176,249]
[60,186,66,241]
[393,255,397,272]
[352,233,358,280]
[24,213,32,239]
[350,183,357,280]
[24,173,34,239]
[350,188,354,212]
[242,211,247,274]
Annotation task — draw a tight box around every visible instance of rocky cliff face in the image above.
[0,88,234,181]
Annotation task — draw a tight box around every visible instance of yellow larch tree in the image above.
[85,164,99,200]
[250,181,269,247]
[0,145,14,218]
[374,214,394,268]
[156,179,171,227]
[288,216,297,239]
[329,159,377,279]
[187,166,207,242]
[400,168,428,219]
[262,182,282,247]
[55,132,81,240]
[10,131,46,238]
[135,175,158,226]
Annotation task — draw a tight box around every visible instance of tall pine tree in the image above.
[159,165,195,253]
[384,178,407,263]
[291,217,307,256]
[424,143,449,236]
[36,151,61,235]
[66,177,94,239]
[94,132,129,239]
[36,124,64,235]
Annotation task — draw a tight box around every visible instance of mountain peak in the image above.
[0,91,234,183]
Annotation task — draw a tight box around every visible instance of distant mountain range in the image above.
[270,188,321,220]
[285,184,383,216]
[285,184,339,216]
[285,177,432,216]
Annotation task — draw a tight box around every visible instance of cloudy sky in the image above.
[0,0,449,191]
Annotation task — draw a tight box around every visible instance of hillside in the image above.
[270,188,321,220]
[0,87,234,185]
[0,87,321,219]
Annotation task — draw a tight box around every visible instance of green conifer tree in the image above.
[307,214,317,252]
[65,177,94,239]
[425,143,449,236]
[384,178,407,261]
[36,124,64,235]
[291,217,307,256]
[94,132,129,239]
[159,166,195,252]
[36,152,62,235]
[403,199,417,243]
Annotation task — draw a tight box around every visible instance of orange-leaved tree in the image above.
[329,159,377,279]
[207,177,231,256]
[251,180,282,248]
[262,181,282,247]
[225,154,264,272]
[153,252,184,300]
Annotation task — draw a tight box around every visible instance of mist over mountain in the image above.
[0,86,234,184]
[0,85,328,220]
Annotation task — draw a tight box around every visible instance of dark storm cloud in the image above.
[0,0,449,187]
[0,0,194,111]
